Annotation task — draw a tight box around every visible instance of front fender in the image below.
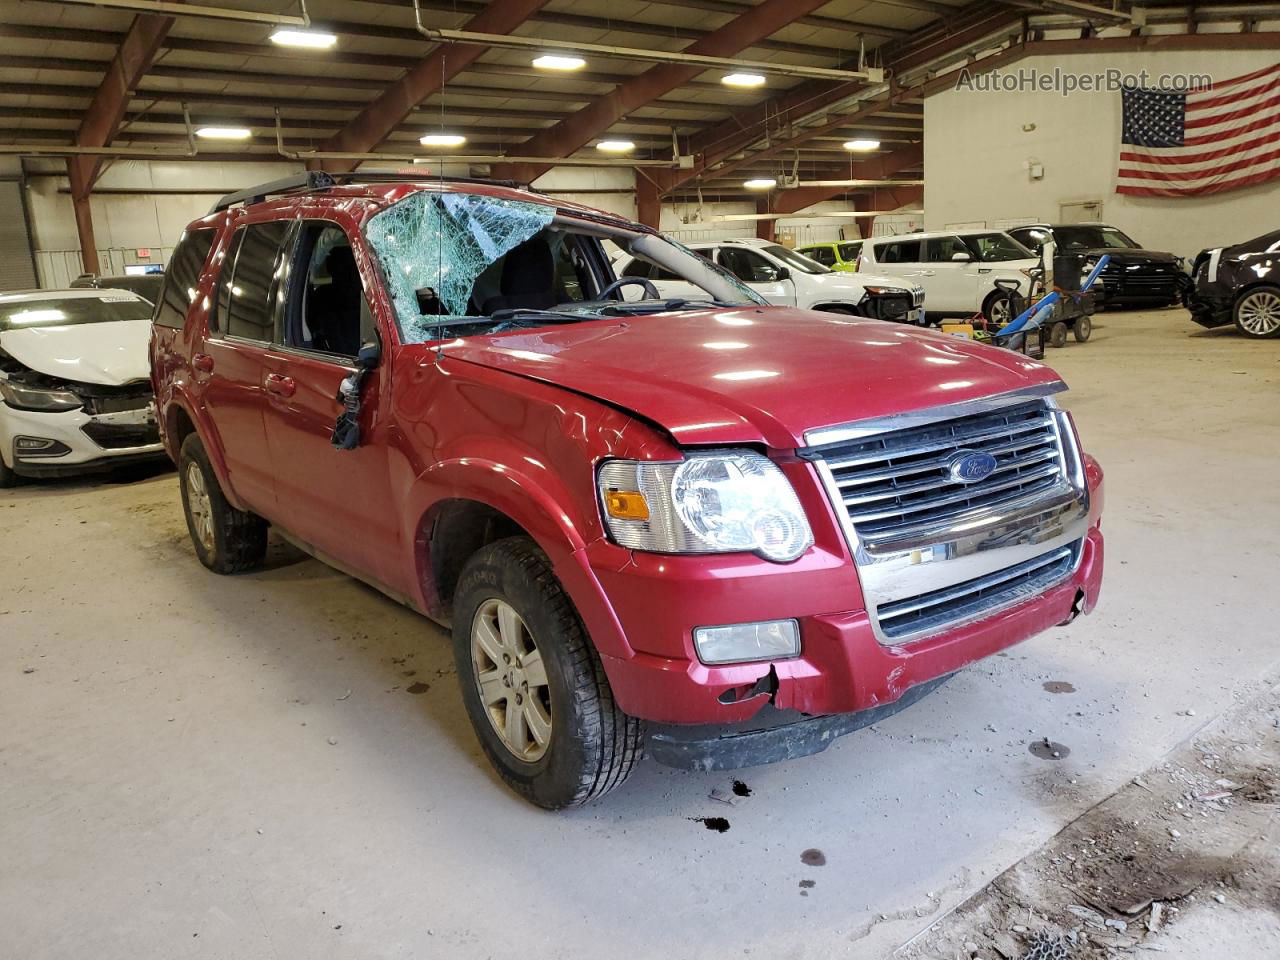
[400,453,636,661]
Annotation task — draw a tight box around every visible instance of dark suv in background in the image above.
[1008,223,1190,308]
[1187,229,1280,338]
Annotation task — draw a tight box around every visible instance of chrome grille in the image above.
[819,400,1064,541]
[876,543,1078,640]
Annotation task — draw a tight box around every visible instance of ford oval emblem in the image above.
[948,450,998,484]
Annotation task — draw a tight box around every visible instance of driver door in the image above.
[259,213,400,585]
[716,247,794,305]
[923,235,982,313]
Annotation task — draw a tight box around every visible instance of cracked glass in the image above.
[365,191,556,342]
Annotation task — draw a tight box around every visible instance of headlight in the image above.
[0,378,82,412]
[862,285,906,295]
[597,452,813,562]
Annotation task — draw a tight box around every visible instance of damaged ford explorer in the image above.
[151,173,1105,808]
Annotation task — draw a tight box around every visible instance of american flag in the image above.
[1116,62,1280,197]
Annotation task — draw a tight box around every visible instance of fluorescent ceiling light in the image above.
[743,178,777,190]
[843,138,881,151]
[722,72,766,88]
[196,126,252,140]
[596,140,635,153]
[533,54,586,71]
[419,133,467,147]
[270,28,337,49]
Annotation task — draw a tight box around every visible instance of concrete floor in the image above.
[3,308,1277,959]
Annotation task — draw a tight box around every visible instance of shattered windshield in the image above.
[366,190,767,344]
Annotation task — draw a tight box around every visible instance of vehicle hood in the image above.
[1083,247,1180,266]
[0,319,153,386]
[442,307,1063,448]
[805,271,907,297]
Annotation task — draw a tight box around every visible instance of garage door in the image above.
[0,179,38,291]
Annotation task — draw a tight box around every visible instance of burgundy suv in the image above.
[151,173,1105,808]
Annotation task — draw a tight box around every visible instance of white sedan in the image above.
[0,288,165,486]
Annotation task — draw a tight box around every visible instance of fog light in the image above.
[14,436,71,458]
[693,619,800,665]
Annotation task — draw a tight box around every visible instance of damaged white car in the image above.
[0,289,164,486]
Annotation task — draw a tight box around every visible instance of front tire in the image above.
[1073,314,1092,342]
[178,433,267,574]
[0,454,19,489]
[1233,285,1280,339]
[452,537,643,808]
[982,289,1015,326]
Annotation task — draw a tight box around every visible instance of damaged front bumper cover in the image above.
[647,673,951,771]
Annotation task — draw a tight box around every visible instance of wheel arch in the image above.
[405,458,634,660]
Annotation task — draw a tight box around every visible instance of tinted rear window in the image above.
[877,239,922,263]
[222,221,291,342]
[0,294,152,331]
[155,228,216,329]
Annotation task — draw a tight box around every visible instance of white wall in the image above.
[24,159,300,287]
[21,159,846,285]
[924,45,1280,259]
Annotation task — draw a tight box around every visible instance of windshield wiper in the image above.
[489,307,602,325]
[599,298,724,316]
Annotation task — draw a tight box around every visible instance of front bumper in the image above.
[0,402,165,478]
[586,444,1104,734]
[1186,289,1233,328]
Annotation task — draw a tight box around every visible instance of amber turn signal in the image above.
[604,490,649,521]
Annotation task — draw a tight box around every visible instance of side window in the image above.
[925,235,971,262]
[220,221,291,342]
[284,221,375,358]
[154,228,215,329]
[807,247,836,267]
[718,247,779,282]
[212,231,245,334]
[621,258,653,279]
[838,242,861,262]
[878,240,922,264]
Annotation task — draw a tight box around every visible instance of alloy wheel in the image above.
[184,461,214,553]
[471,598,553,762]
[989,296,1012,325]
[1237,289,1280,336]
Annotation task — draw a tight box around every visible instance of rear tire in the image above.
[1073,314,1092,342]
[452,537,644,808]
[178,433,267,574]
[1233,285,1280,339]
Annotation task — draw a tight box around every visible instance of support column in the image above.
[68,161,100,276]
[635,171,662,229]
[755,196,775,242]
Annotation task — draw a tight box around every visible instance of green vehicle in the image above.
[797,240,863,273]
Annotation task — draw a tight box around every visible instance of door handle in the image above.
[192,353,214,373]
[264,373,296,398]
[920,270,936,277]
[978,267,993,274]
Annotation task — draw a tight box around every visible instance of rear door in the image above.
[197,218,290,515]
[259,213,399,584]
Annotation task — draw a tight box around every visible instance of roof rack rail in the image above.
[209,171,527,214]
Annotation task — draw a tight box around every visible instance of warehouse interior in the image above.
[2,1,1279,958]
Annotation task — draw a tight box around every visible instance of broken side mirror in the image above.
[332,338,381,451]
